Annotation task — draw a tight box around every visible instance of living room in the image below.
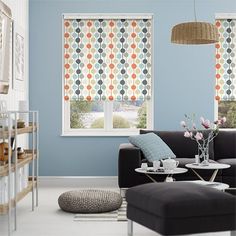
[0,0,236,235]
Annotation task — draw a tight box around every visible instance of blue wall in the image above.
[29,0,236,176]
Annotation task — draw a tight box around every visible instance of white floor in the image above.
[0,186,231,236]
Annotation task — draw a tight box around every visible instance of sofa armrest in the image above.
[118,143,143,188]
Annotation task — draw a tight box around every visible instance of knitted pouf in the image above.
[58,189,123,213]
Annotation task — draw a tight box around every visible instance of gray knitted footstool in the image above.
[58,189,122,213]
[126,182,236,236]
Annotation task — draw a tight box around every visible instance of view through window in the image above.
[70,101,147,130]
[218,101,236,128]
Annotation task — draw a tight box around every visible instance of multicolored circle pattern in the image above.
[64,18,152,101]
[0,15,2,50]
[215,19,236,101]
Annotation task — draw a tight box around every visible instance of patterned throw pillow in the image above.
[129,133,176,162]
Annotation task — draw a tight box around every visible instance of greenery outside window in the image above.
[63,100,153,136]
[218,101,236,128]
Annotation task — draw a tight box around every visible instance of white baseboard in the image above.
[38,176,119,188]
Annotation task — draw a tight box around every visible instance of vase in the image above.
[198,143,209,166]
[18,100,29,126]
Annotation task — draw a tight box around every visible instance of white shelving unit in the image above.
[0,111,39,236]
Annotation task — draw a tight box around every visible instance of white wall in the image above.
[0,0,28,110]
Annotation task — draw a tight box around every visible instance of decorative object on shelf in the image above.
[171,0,219,44]
[16,119,25,128]
[16,147,25,159]
[12,147,25,163]
[181,114,226,165]
[13,23,25,91]
[0,100,8,128]
[0,100,7,111]
[18,100,29,126]
[17,119,25,128]
[0,142,11,162]
[12,119,25,129]
[0,1,12,94]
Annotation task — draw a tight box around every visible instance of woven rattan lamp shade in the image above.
[171,22,219,44]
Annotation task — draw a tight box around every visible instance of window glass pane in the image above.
[113,101,147,129]
[218,101,236,128]
[70,101,104,129]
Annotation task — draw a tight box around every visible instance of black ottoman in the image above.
[126,182,236,236]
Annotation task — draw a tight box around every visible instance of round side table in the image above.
[185,163,230,182]
[135,167,188,182]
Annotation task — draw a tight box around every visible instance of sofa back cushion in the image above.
[214,130,236,160]
[140,130,214,159]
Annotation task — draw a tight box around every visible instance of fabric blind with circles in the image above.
[63,17,152,102]
[0,14,2,50]
[215,19,236,101]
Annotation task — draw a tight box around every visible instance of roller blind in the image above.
[63,17,152,102]
[215,19,236,101]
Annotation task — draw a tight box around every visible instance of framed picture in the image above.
[0,2,12,94]
[13,23,25,91]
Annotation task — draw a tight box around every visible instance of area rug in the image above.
[74,198,127,222]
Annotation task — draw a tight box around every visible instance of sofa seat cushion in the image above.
[126,182,236,219]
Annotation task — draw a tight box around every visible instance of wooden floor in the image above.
[0,186,232,236]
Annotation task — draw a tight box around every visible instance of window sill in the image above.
[61,130,140,137]
[219,128,236,131]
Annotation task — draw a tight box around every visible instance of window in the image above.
[62,14,153,136]
[215,16,236,128]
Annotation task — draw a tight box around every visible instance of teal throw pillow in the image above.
[128,133,176,162]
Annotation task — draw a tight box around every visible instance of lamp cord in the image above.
[194,0,197,21]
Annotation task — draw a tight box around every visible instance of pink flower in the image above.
[195,132,203,140]
[180,121,186,128]
[220,117,226,124]
[201,117,211,129]
[184,131,192,138]
[214,117,226,125]
[192,123,196,129]
[200,117,205,123]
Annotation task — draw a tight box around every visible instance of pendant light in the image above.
[171,0,219,45]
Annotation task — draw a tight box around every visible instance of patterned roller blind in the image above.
[215,19,236,101]
[0,14,2,50]
[63,17,152,101]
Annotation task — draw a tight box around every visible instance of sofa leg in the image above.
[120,188,127,198]
[128,219,133,236]
[231,231,236,236]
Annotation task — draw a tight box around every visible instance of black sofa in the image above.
[118,129,236,190]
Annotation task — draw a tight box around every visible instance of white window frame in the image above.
[214,13,236,130]
[61,13,154,136]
